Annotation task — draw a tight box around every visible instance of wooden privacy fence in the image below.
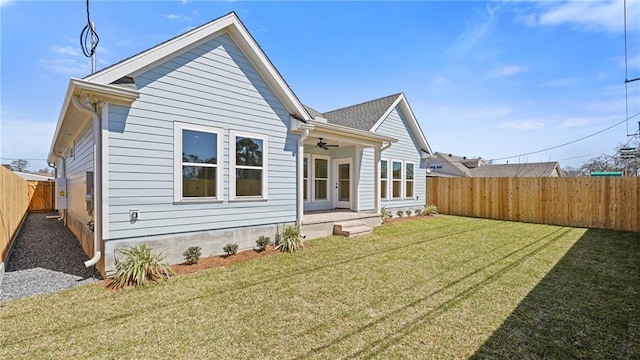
[27,181,55,212]
[426,177,640,232]
[0,167,31,263]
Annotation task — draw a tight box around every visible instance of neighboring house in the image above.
[13,172,54,182]
[47,12,433,275]
[427,152,561,178]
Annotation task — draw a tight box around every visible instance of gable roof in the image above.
[311,93,432,155]
[84,12,311,122]
[434,152,472,177]
[469,162,562,177]
[323,93,401,131]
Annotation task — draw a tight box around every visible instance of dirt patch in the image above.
[172,247,280,275]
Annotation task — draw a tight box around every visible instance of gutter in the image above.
[296,129,310,227]
[71,95,102,268]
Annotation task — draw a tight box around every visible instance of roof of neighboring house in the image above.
[435,152,473,177]
[469,162,561,177]
[303,105,324,119]
[14,172,54,181]
[322,93,402,131]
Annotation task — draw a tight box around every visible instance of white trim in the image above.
[173,121,224,202]
[332,158,352,209]
[83,12,311,122]
[229,130,268,200]
[405,161,415,200]
[380,159,390,201]
[391,159,403,200]
[311,154,330,202]
[369,93,433,156]
[303,154,311,202]
[101,103,110,240]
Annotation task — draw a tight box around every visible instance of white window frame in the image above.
[391,160,403,200]
[229,130,268,201]
[312,154,330,202]
[405,161,415,199]
[173,122,223,203]
[303,154,310,202]
[380,159,389,200]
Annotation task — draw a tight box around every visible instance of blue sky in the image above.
[1,0,639,172]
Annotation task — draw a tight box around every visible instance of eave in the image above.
[47,78,139,163]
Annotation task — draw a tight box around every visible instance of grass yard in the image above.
[1,215,638,359]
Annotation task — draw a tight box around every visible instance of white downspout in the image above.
[296,129,310,227]
[51,152,66,224]
[71,95,102,268]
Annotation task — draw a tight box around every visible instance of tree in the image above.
[35,167,53,176]
[562,139,639,176]
[10,159,29,172]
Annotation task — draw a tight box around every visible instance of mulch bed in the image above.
[172,247,280,275]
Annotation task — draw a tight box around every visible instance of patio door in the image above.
[333,158,351,209]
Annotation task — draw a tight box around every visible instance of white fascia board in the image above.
[370,93,433,155]
[47,78,139,163]
[83,12,311,122]
[85,13,237,84]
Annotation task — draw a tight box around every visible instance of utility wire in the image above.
[80,0,99,58]
[489,111,640,162]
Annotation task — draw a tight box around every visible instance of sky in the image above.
[1,0,639,172]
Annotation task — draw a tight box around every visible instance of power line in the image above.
[489,111,640,162]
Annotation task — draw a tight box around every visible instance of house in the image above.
[13,171,54,182]
[427,152,562,177]
[47,12,433,275]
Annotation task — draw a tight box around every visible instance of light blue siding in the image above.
[62,122,93,224]
[106,32,298,240]
[374,106,426,210]
[358,148,375,211]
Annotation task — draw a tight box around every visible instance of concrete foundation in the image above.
[103,222,294,274]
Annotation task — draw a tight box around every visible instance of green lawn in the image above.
[1,216,638,359]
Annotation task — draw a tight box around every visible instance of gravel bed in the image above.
[0,213,101,302]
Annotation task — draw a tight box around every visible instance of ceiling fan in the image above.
[317,138,339,150]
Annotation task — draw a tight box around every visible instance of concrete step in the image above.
[333,222,373,237]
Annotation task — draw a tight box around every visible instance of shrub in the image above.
[109,243,174,289]
[422,204,439,216]
[414,209,421,216]
[256,235,272,251]
[276,225,303,253]
[183,246,202,265]
[223,243,239,256]
[405,210,412,217]
[380,207,392,223]
[396,210,404,218]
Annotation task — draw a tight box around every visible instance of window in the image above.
[230,131,268,199]
[174,122,222,202]
[303,155,309,201]
[405,162,414,198]
[314,157,329,200]
[392,161,402,199]
[380,160,388,199]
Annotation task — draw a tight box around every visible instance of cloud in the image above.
[558,118,589,129]
[0,0,11,8]
[489,65,527,78]
[524,0,638,33]
[502,121,544,131]
[539,77,580,87]
[164,13,192,21]
[41,45,91,77]
[433,76,451,86]
[0,116,56,170]
[181,0,190,4]
[448,3,501,57]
